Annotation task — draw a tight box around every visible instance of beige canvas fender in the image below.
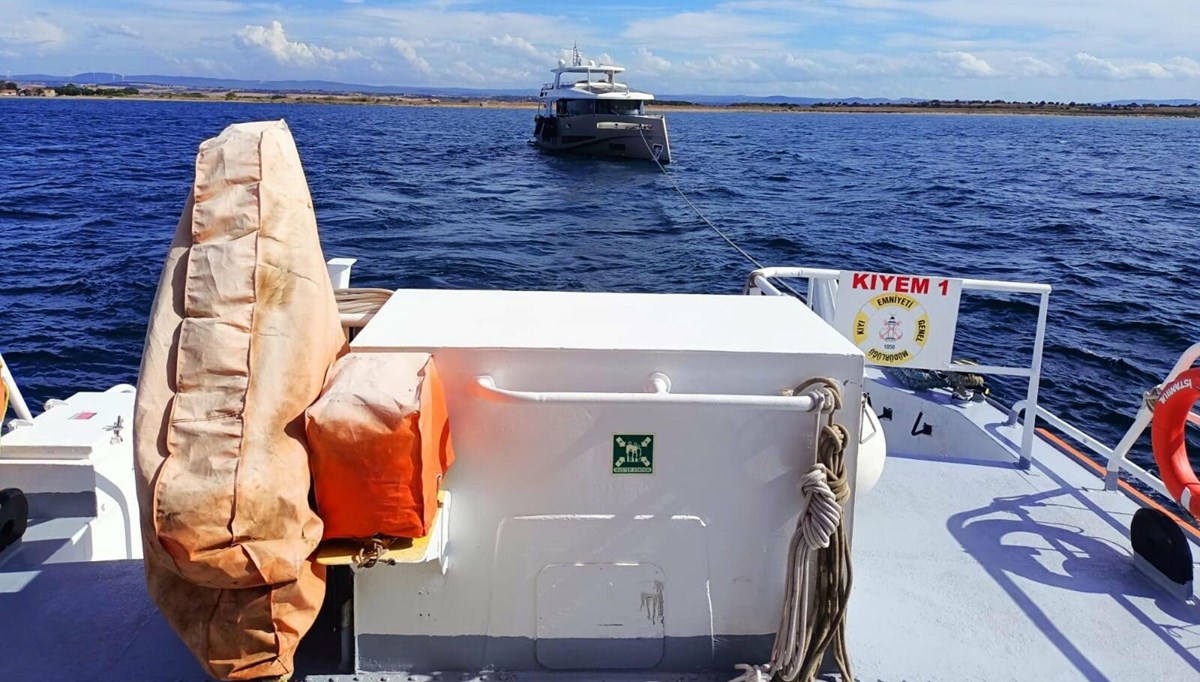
[134,120,345,680]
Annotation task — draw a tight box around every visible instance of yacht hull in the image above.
[534,114,671,163]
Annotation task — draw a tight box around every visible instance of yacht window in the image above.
[602,100,645,116]
[565,99,595,116]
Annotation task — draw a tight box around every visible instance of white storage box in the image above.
[348,289,865,672]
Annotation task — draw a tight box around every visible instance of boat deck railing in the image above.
[747,266,1200,518]
[1010,341,1200,498]
[745,266,1051,469]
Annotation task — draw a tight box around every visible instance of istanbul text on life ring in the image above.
[1151,367,1200,517]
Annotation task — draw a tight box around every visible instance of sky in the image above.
[2,0,1199,101]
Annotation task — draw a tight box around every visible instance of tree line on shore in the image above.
[52,83,140,97]
[2,82,143,96]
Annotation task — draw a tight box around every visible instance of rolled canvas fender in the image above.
[134,120,345,679]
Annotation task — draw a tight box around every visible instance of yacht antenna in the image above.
[572,43,581,67]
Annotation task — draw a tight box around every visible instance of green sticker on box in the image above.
[613,435,654,474]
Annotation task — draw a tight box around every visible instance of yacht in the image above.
[2,121,1199,682]
[533,47,672,163]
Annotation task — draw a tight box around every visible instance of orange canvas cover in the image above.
[306,353,454,540]
[133,120,345,680]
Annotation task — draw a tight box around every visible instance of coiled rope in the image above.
[731,378,854,682]
[334,288,393,316]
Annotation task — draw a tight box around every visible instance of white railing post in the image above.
[1,351,34,422]
[326,257,357,290]
[1104,406,1153,489]
[1017,290,1051,469]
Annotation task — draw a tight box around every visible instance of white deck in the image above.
[850,386,1200,681]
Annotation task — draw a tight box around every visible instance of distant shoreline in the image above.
[7,91,1200,118]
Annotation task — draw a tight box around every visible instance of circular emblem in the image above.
[852,293,930,366]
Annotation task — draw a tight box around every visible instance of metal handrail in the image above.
[747,266,1051,468]
[472,373,824,411]
[1003,340,1199,499]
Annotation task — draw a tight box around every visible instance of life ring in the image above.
[1151,368,1200,517]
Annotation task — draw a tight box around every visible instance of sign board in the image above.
[832,271,962,369]
[613,434,654,474]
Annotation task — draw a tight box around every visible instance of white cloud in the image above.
[146,0,247,13]
[1165,57,1200,78]
[95,23,143,39]
[624,11,790,50]
[934,51,994,77]
[387,37,432,75]
[679,54,763,81]
[827,0,1200,54]
[1070,52,1169,81]
[490,35,539,59]
[1013,56,1060,78]
[160,53,233,76]
[633,48,672,74]
[235,21,359,65]
[850,55,907,77]
[353,6,582,46]
[448,60,486,84]
[0,15,66,47]
[781,53,823,80]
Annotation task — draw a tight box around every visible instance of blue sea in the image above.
[1,98,1198,471]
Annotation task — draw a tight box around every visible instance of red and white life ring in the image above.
[1151,368,1200,517]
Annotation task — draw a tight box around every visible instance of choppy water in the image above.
[1,99,1198,471]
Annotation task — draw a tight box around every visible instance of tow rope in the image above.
[731,378,854,682]
[638,127,765,269]
[636,129,807,302]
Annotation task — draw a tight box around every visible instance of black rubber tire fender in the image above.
[0,487,29,553]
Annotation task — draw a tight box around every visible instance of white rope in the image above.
[637,128,765,270]
[334,288,393,316]
[636,128,807,302]
[729,383,849,682]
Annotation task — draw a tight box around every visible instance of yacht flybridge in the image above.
[3,122,1200,682]
[534,48,671,163]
